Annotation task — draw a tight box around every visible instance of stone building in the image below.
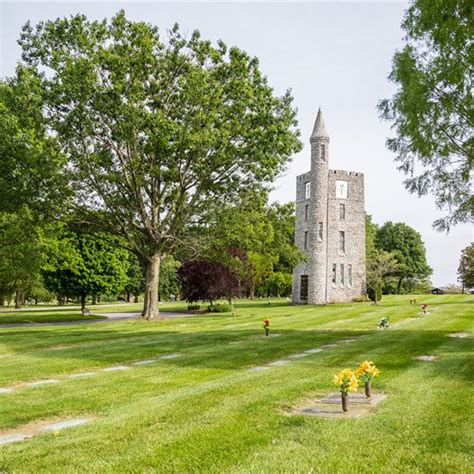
[292,109,366,304]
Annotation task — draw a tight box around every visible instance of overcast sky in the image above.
[1,1,472,286]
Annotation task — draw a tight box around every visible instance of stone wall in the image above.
[326,170,366,302]
[292,169,366,304]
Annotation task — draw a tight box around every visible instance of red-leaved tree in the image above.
[177,260,240,305]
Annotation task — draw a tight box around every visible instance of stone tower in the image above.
[292,109,366,304]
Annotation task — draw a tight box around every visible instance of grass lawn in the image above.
[0,308,106,325]
[0,295,472,472]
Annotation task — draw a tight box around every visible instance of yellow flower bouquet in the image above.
[355,361,380,397]
[333,368,359,412]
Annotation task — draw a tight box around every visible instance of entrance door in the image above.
[300,275,308,301]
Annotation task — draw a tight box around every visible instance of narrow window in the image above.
[318,222,323,240]
[304,231,308,250]
[339,231,345,252]
[305,204,309,222]
[320,144,326,160]
[300,275,308,300]
[332,263,337,284]
[340,264,345,285]
[339,203,345,220]
[305,182,311,199]
[348,264,353,286]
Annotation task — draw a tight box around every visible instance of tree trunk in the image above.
[15,290,21,309]
[134,294,139,303]
[80,294,86,312]
[0,296,4,306]
[141,254,161,320]
[397,277,403,294]
[92,295,97,305]
[126,292,130,302]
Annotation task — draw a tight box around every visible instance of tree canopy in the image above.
[43,230,130,310]
[378,0,473,231]
[375,221,432,293]
[0,71,66,216]
[178,260,239,305]
[457,243,474,291]
[17,11,301,319]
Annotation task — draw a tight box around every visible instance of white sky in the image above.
[1,1,472,286]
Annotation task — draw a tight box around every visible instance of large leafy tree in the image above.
[43,231,130,311]
[123,255,145,303]
[375,222,432,293]
[177,260,239,305]
[0,70,66,215]
[202,194,303,297]
[378,0,473,231]
[366,250,400,304]
[0,209,54,308]
[457,243,474,292]
[159,256,181,301]
[17,12,301,319]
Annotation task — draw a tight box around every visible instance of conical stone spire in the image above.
[310,108,329,141]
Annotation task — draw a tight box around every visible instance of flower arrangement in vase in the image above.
[262,319,270,336]
[355,361,380,397]
[333,368,359,412]
[378,317,390,329]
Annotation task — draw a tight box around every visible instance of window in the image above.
[304,231,308,250]
[332,263,337,284]
[305,182,311,199]
[300,275,308,300]
[320,144,326,160]
[339,231,345,252]
[339,203,345,220]
[336,180,348,199]
[318,222,323,240]
[340,264,345,285]
[305,204,309,222]
[348,264,353,286]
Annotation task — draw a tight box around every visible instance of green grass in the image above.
[0,308,106,325]
[0,295,472,472]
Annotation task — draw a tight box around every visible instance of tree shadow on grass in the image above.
[0,324,471,383]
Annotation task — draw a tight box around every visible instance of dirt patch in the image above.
[0,416,93,440]
[448,332,470,339]
[415,355,438,361]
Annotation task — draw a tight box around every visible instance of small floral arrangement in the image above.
[333,368,359,395]
[421,304,428,314]
[333,368,358,412]
[263,319,270,336]
[355,361,380,381]
[355,361,380,397]
[378,317,389,329]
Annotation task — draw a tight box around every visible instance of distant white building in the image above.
[292,109,366,304]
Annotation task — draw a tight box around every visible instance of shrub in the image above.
[352,295,368,303]
[178,260,239,305]
[207,303,231,313]
[187,304,200,310]
[368,286,382,302]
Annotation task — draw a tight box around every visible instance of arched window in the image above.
[320,144,326,160]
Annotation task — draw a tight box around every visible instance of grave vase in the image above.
[364,380,372,397]
[341,394,348,412]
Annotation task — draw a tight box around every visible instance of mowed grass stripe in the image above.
[0,296,471,472]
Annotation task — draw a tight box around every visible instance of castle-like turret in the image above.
[292,109,366,305]
[308,109,330,304]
